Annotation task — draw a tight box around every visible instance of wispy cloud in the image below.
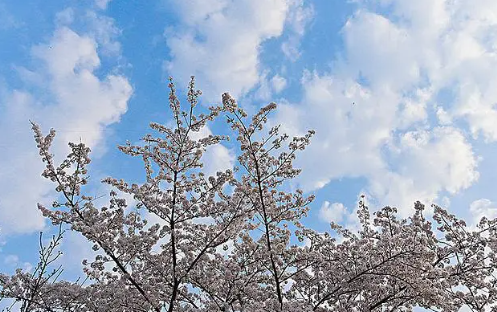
[94,0,113,10]
[281,0,314,61]
[274,0,497,215]
[164,0,311,102]
[0,3,20,30]
[0,10,132,235]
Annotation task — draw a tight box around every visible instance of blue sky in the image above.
[1,1,497,309]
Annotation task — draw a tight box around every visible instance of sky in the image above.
[1,0,497,309]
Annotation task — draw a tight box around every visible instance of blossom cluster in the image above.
[2,78,497,312]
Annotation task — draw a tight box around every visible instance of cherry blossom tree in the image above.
[2,77,497,311]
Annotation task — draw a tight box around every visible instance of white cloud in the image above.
[470,198,497,223]
[435,105,452,125]
[30,26,131,150]
[254,72,288,100]
[1,254,32,273]
[254,71,274,101]
[164,0,307,101]
[57,231,96,275]
[94,0,112,10]
[271,74,287,93]
[273,0,497,215]
[396,88,431,130]
[0,3,20,30]
[189,125,235,177]
[341,11,419,90]
[276,72,395,192]
[366,126,480,215]
[84,11,122,56]
[281,0,314,61]
[0,17,131,234]
[317,196,364,235]
[396,127,479,195]
[287,76,478,214]
[319,201,346,223]
[356,0,497,143]
[55,8,75,26]
[55,8,121,56]
[3,254,19,266]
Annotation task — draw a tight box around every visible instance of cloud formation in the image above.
[319,201,347,223]
[281,0,314,61]
[470,198,497,223]
[0,14,131,234]
[164,0,310,102]
[189,125,235,177]
[274,0,497,215]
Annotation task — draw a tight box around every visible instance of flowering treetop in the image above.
[1,77,497,312]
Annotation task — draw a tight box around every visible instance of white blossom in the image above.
[2,78,497,312]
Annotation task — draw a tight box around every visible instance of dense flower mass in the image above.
[2,78,497,311]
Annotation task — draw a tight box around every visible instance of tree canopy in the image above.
[2,78,497,312]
